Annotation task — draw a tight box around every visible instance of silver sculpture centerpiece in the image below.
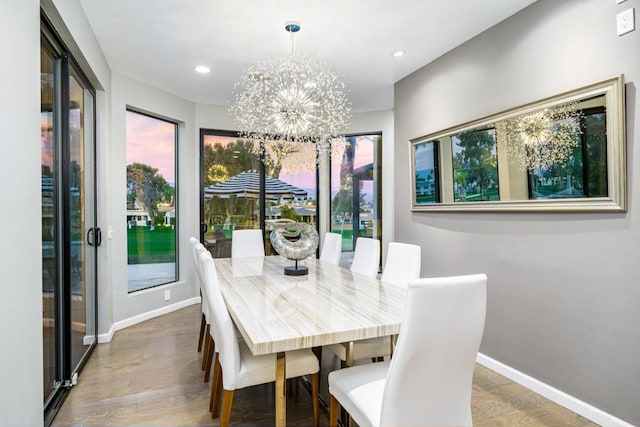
[269,221,319,276]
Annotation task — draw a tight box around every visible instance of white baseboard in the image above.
[476,353,634,427]
[97,297,201,344]
[97,324,116,343]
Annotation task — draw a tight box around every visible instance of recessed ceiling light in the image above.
[195,65,211,74]
[392,50,405,58]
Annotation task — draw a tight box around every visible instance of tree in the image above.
[279,204,301,222]
[262,141,316,179]
[126,162,170,227]
[203,139,259,186]
[453,129,498,200]
[263,141,299,179]
[585,112,607,196]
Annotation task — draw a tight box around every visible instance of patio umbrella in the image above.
[204,170,308,200]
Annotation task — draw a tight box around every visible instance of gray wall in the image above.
[394,0,639,424]
[0,0,43,425]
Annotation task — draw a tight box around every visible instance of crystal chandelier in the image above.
[499,102,583,171]
[230,21,351,161]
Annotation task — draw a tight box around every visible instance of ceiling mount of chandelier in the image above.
[230,20,352,158]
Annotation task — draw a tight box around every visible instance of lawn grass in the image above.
[127,226,176,264]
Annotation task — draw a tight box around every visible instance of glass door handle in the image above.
[87,227,102,247]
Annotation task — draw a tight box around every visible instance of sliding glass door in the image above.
[68,67,97,372]
[41,21,98,421]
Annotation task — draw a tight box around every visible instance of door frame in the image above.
[41,13,99,425]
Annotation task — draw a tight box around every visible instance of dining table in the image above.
[214,255,406,427]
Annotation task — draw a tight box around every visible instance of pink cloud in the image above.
[126,111,176,183]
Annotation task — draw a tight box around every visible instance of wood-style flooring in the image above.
[52,304,599,426]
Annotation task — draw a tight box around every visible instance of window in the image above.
[330,133,382,256]
[264,139,318,228]
[200,131,317,257]
[452,128,499,202]
[126,110,177,292]
[527,107,607,199]
[413,140,440,205]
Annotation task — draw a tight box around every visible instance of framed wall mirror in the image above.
[410,75,626,212]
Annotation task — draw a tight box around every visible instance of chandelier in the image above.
[230,21,351,161]
[499,102,583,171]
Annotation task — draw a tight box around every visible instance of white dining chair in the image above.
[328,274,487,427]
[350,237,380,278]
[327,237,389,365]
[191,240,216,381]
[231,229,265,258]
[319,232,342,266]
[380,242,422,288]
[199,251,320,426]
[328,242,422,365]
[189,237,207,353]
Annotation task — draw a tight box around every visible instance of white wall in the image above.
[0,1,43,425]
[195,103,237,132]
[394,0,639,424]
[110,72,199,322]
[49,0,110,89]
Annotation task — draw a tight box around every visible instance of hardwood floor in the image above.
[52,304,598,426]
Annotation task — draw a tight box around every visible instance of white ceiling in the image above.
[80,0,537,112]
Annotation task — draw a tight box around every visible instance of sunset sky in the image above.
[126,110,176,183]
[126,110,376,200]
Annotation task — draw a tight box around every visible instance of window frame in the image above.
[125,108,179,292]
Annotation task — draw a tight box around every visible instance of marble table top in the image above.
[214,255,406,356]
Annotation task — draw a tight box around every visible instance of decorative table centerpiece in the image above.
[269,222,319,276]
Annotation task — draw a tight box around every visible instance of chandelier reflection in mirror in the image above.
[230,21,351,162]
[500,102,584,171]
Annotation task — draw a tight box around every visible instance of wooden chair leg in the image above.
[209,353,221,414]
[201,324,210,370]
[337,359,349,424]
[202,334,211,381]
[219,389,234,427]
[329,394,339,427]
[311,372,319,427]
[197,313,206,352]
[212,363,224,418]
[204,337,214,382]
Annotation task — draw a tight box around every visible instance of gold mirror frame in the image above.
[409,76,626,212]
